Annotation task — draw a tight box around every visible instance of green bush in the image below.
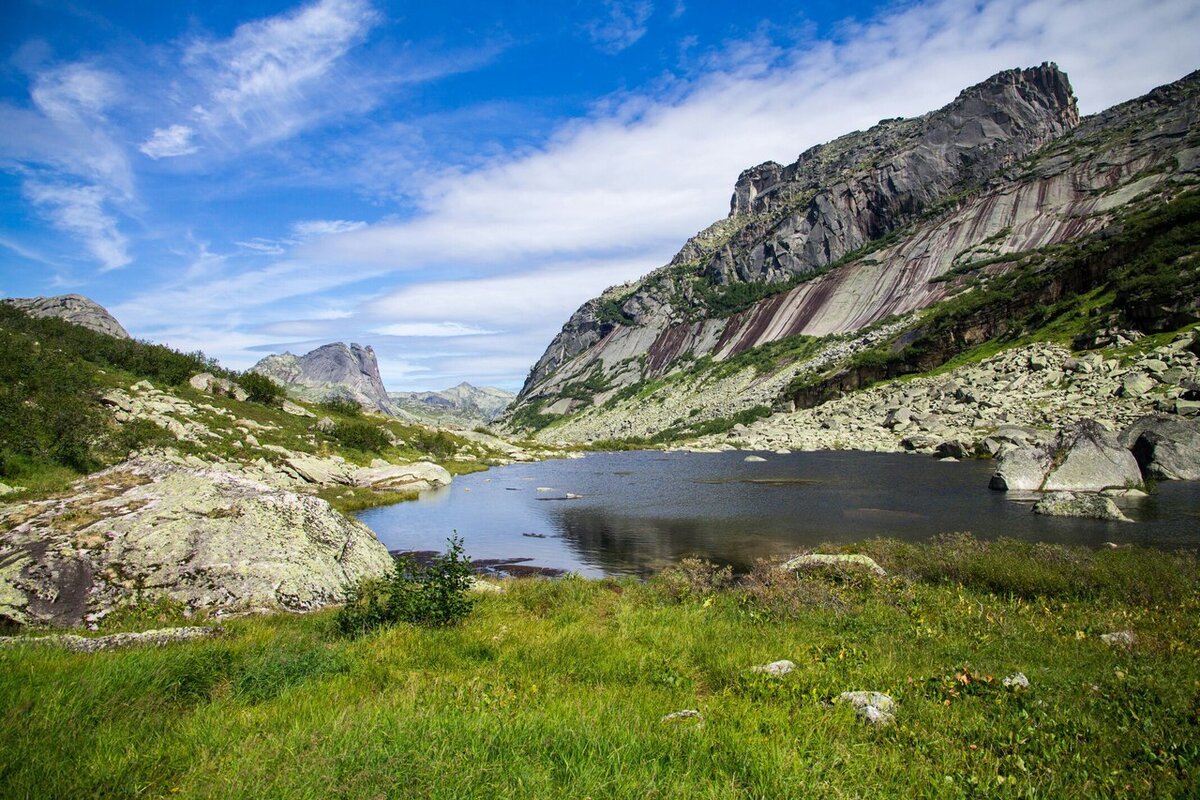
[330,420,391,452]
[337,537,475,635]
[410,428,458,458]
[109,418,176,458]
[318,396,361,416]
[0,330,101,475]
[236,372,284,405]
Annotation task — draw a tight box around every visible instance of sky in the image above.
[0,0,1197,392]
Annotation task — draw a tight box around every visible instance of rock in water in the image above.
[1121,415,1200,481]
[1033,492,1131,521]
[0,458,394,628]
[4,294,130,338]
[991,420,1142,492]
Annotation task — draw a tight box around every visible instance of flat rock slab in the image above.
[0,626,220,653]
[783,553,886,577]
[1033,492,1131,521]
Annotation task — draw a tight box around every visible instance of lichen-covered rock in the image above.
[783,553,886,577]
[1033,492,1131,521]
[837,691,896,726]
[0,458,393,628]
[1121,415,1200,481]
[751,659,796,676]
[0,626,220,652]
[991,420,1142,493]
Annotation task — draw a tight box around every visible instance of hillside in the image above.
[388,383,514,427]
[507,65,1200,443]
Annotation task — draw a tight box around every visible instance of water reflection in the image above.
[357,451,1200,577]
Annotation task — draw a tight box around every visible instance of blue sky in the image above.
[1,0,1197,391]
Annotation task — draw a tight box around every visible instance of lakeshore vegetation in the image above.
[2,536,1197,798]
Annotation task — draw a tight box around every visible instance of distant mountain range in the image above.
[250,342,512,426]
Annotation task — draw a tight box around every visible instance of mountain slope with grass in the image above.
[0,302,551,627]
[507,65,1200,444]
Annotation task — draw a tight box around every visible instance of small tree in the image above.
[236,372,285,405]
[337,536,475,635]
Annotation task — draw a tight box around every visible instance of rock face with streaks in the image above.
[0,457,394,628]
[507,65,1200,442]
[252,342,396,414]
[3,294,130,339]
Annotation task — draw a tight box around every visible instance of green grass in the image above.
[3,537,1197,798]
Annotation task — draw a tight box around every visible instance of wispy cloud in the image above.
[292,219,367,238]
[587,1,655,54]
[180,0,380,147]
[373,322,497,338]
[140,124,199,159]
[24,182,130,271]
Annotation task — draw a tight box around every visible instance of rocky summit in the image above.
[252,342,396,413]
[2,294,130,339]
[506,65,1200,442]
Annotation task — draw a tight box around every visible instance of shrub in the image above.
[236,372,285,405]
[651,557,733,602]
[411,428,458,458]
[109,418,176,458]
[331,420,391,453]
[336,536,475,635]
[318,396,361,416]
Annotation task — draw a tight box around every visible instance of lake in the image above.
[358,451,1200,577]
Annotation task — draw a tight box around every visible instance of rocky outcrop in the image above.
[990,420,1143,493]
[252,343,396,414]
[388,383,514,426]
[1121,415,1200,480]
[0,457,394,628]
[1032,492,1131,521]
[509,66,1200,438]
[3,294,130,339]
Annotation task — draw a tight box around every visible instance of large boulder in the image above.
[1120,415,1200,481]
[0,458,394,628]
[1032,492,1131,521]
[990,420,1142,492]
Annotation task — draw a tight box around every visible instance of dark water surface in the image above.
[358,451,1200,577]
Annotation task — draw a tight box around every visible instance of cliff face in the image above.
[251,342,396,413]
[509,65,1200,440]
[3,294,130,339]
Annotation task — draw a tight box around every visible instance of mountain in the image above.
[2,294,130,339]
[388,383,514,427]
[506,64,1200,442]
[251,342,396,414]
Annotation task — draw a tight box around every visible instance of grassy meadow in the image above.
[2,536,1198,799]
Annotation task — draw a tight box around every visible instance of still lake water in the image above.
[358,451,1200,577]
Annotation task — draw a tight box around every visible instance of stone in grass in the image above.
[837,691,896,726]
[750,660,796,677]
[661,709,703,723]
[783,553,886,578]
[1100,630,1137,649]
[1002,672,1030,690]
[1032,492,1131,522]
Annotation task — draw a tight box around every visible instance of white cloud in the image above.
[24,182,130,271]
[181,0,379,146]
[373,322,497,338]
[587,1,655,54]
[140,124,199,159]
[292,219,367,238]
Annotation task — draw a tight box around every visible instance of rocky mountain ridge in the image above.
[507,64,1200,441]
[2,293,130,339]
[251,342,396,413]
[388,382,514,427]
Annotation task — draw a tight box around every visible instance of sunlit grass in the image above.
[2,538,1197,798]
